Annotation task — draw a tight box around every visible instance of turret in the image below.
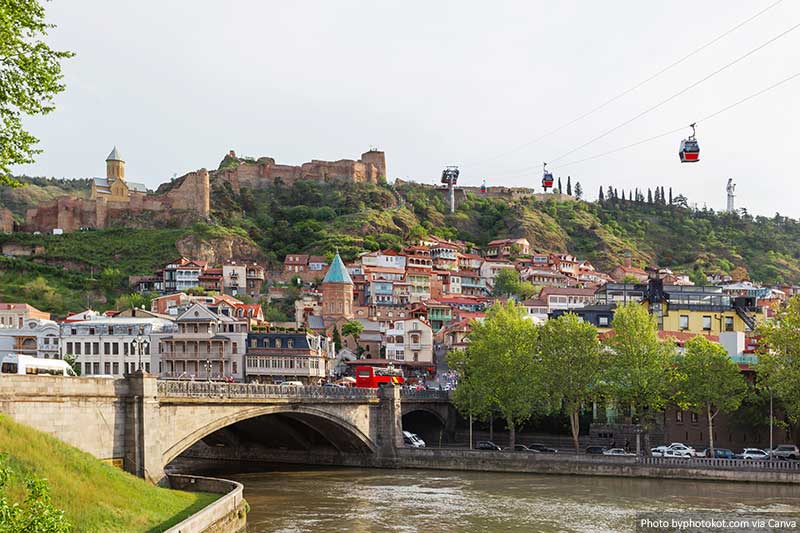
[106,146,125,180]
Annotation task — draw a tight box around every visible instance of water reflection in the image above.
[226,467,800,532]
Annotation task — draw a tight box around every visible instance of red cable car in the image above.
[679,123,700,163]
[480,179,487,194]
[542,162,554,190]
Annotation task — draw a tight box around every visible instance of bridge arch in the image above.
[162,404,377,467]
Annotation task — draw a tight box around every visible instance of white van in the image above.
[403,431,426,448]
[0,354,76,377]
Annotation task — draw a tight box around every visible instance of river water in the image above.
[229,467,800,532]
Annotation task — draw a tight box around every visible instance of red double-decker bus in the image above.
[354,365,405,388]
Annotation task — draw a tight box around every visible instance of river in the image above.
[227,467,800,532]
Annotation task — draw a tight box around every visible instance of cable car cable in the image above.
[459,0,786,170]
[547,70,800,171]
[546,19,800,165]
[485,19,800,180]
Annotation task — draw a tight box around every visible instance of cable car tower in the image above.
[441,166,460,213]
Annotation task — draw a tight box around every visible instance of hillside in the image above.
[1,178,800,315]
[0,176,91,220]
[0,414,216,532]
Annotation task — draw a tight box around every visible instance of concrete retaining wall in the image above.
[165,474,246,533]
[396,448,800,484]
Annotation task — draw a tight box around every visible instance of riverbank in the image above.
[180,442,800,485]
[0,415,219,532]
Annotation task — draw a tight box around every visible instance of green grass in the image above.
[0,415,218,532]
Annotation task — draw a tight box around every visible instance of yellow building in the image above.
[651,285,763,335]
[90,147,148,202]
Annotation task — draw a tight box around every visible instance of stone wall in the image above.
[214,150,385,193]
[0,208,13,233]
[22,168,210,233]
[165,474,246,533]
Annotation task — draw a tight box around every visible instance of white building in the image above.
[0,318,61,359]
[222,263,247,297]
[385,318,434,363]
[61,317,176,376]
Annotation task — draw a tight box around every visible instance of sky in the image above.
[15,0,800,216]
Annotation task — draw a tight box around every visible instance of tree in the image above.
[598,186,604,202]
[566,176,572,196]
[647,189,653,204]
[675,336,746,455]
[603,302,675,440]
[493,268,521,297]
[756,296,800,423]
[621,190,626,201]
[63,354,81,376]
[574,182,583,199]
[114,292,155,311]
[654,187,660,204]
[449,301,543,448]
[331,324,343,352]
[0,454,72,532]
[538,313,603,452]
[557,176,562,194]
[620,274,640,284]
[660,186,666,205]
[668,187,673,205]
[341,320,364,355]
[0,1,73,187]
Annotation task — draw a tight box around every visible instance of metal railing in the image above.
[641,456,800,471]
[400,389,451,401]
[157,380,378,400]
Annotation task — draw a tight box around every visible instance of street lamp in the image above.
[134,325,150,374]
[205,359,212,382]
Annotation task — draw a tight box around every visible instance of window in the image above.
[145,363,150,373]
[691,412,699,424]
[84,362,91,375]
[724,316,734,332]
[676,410,683,422]
[93,342,99,355]
[679,315,689,330]
[93,362,100,375]
[66,342,73,354]
[104,362,111,374]
[112,343,119,355]
[598,316,609,327]
[89,327,95,335]
[84,342,91,355]
[702,316,712,331]
[75,343,81,355]
[232,361,238,374]
[104,342,110,355]
[112,362,119,375]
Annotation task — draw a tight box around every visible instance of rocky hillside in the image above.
[0,176,91,220]
[2,176,800,316]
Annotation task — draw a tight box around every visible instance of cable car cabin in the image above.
[542,172,554,189]
[354,365,405,388]
[679,138,700,163]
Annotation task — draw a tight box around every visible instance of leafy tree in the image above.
[63,354,80,376]
[620,274,640,284]
[574,182,583,200]
[0,0,73,187]
[603,302,675,435]
[341,320,364,355]
[449,301,543,447]
[0,454,72,532]
[688,267,707,286]
[331,324,343,352]
[566,176,572,196]
[756,296,800,423]
[493,268,520,296]
[538,313,603,452]
[114,292,154,311]
[674,336,746,455]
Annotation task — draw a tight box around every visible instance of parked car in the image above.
[770,445,799,460]
[739,448,770,460]
[403,431,426,448]
[509,444,539,453]
[651,443,695,458]
[701,448,735,459]
[585,446,607,455]
[476,441,502,451]
[278,381,304,387]
[603,448,636,457]
[528,443,558,453]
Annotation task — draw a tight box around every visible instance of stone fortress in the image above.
[25,147,211,233]
[21,147,387,233]
[214,148,387,194]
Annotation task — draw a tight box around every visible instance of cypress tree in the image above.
[660,186,666,205]
[575,181,583,199]
[558,176,563,193]
[599,186,604,201]
[566,176,572,196]
[332,325,342,353]
[669,187,673,205]
[607,186,613,200]
[654,187,661,203]
[647,188,653,204]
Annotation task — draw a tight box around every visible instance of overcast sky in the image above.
[16,1,800,216]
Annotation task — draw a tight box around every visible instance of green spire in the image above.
[323,252,352,284]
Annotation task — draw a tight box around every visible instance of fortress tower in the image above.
[106,146,125,180]
[361,148,387,181]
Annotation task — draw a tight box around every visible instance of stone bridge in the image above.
[0,374,454,484]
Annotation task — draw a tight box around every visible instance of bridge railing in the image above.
[400,389,451,401]
[157,380,378,400]
[641,456,800,471]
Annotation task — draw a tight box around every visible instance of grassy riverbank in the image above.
[0,415,217,532]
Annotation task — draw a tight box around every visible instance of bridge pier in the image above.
[376,384,403,463]
[125,372,165,485]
